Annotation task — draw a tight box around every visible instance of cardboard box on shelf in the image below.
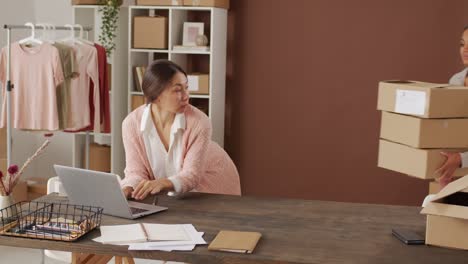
[133,16,168,49]
[377,80,468,118]
[380,111,468,148]
[86,143,111,173]
[132,95,146,111]
[183,0,229,9]
[429,181,440,195]
[421,176,468,250]
[136,0,182,5]
[11,180,27,202]
[188,73,209,95]
[377,139,468,180]
[27,177,48,201]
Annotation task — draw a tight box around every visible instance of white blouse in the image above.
[140,104,185,193]
[449,68,468,168]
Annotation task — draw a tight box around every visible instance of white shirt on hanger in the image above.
[140,104,184,193]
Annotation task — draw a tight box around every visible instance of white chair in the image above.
[42,176,72,264]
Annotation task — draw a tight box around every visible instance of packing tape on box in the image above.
[173,0,181,4]
[192,0,201,5]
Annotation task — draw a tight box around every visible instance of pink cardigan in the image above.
[120,105,241,195]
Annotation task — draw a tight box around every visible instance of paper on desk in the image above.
[128,225,206,251]
[93,224,206,251]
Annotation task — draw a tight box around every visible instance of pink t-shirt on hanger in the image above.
[64,43,100,133]
[0,42,64,131]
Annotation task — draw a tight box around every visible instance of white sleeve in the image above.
[460,152,468,168]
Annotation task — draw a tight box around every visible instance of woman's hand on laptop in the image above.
[122,186,134,199]
[132,179,174,200]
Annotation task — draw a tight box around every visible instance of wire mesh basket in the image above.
[0,201,103,241]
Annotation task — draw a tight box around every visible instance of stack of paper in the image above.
[93,224,206,251]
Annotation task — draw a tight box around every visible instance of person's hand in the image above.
[436,152,462,188]
[122,186,134,199]
[132,179,173,200]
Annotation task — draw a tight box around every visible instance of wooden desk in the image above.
[0,193,467,264]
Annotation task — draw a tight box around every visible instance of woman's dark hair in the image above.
[142,59,187,104]
[465,25,468,32]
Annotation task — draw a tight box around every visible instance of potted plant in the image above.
[97,0,122,57]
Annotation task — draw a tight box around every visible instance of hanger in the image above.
[36,23,48,42]
[61,24,83,44]
[18,22,43,46]
[75,24,94,46]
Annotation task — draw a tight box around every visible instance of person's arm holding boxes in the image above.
[436,25,468,188]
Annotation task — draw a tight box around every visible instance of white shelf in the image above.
[128,6,227,147]
[73,6,128,175]
[72,5,100,9]
[131,48,170,53]
[130,5,214,11]
[170,50,211,55]
[190,94,210,99]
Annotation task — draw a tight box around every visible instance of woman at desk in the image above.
[436,25,468,188]
[120,60,241,200]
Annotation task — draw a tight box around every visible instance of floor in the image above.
[0,246,175,264]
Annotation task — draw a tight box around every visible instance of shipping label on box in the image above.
[377,80,468,118]
[421,176,468,250]
[377,139,468,179]
[188,73,209,95]
[380,111,468,148]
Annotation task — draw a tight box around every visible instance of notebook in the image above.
[99,223,190,244]
[208,230,262,254]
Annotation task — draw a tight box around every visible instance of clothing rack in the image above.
[3,24,94,170]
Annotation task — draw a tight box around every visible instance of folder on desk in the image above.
[208,230,261,254]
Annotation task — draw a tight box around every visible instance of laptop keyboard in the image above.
[130,207,149,215]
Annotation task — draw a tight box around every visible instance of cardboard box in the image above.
[421,176,468,250]
[72,0,123,5]
[132,95,146,111]
[184,0,229,9]
[429,181,440,195]
[86,143,111,173]
[136,0,182,5]
[377,139,468,179]
[133,16,168,49]
[27,177,48,201]
[377,80,468,118]
[188,73,209,95]
[11,180,27,202]
[380,111,468,148]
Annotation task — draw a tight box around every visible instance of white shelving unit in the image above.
[128,5,228,147]
[72,5,129,177]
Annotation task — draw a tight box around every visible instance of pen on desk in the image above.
[153,195,158,205]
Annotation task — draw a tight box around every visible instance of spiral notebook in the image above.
[208,230,262,254]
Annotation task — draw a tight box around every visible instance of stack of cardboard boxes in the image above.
[377,80,468,181]
[377,80,468,250]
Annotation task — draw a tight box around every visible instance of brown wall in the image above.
[224,0,468,206]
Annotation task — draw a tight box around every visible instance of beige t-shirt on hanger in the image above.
[0,42,64,131]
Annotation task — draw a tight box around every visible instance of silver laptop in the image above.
[54,165,167,219]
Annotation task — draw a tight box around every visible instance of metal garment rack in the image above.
[3,24,94,170]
